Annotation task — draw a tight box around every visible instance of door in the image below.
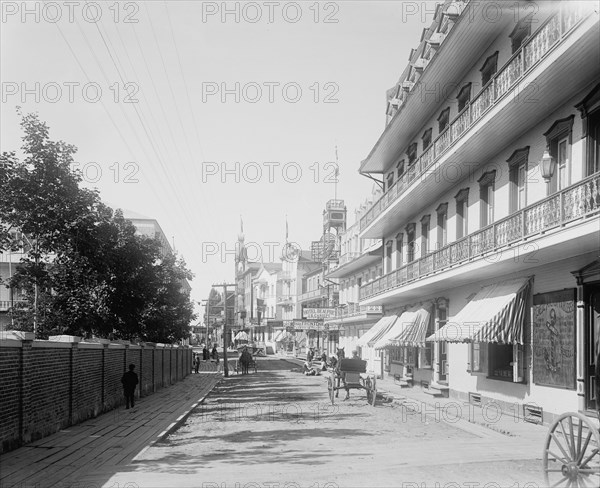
[437,307,448,384]
[585,285,600,411]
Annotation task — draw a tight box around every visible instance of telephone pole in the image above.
[212,282,236,377]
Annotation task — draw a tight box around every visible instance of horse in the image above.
[333,347,345,398]
[239,348,253,375]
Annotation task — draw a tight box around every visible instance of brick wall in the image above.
[0,335,191,453]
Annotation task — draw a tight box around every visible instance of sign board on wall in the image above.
[532,289,576,390]
[303,308,336,319]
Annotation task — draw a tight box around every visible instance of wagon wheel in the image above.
[543,412,600,487]
[327,375,335,405]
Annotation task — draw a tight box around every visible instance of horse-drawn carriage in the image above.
[234,347,258,375]
[327,357,377,406]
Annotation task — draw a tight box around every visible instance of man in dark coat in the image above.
[121,364,139,409]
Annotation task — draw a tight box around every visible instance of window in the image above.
[406,223,416,263]
[397,159,406,179]
[436,203,448,249]
[480,51,499,86]
[420,313,435,369]
[395,233,403,269]
[390,347,402,363]
[543,115,574,193]
[422,128,433,150]
[420,215,430,257]
[438,108,450,133]
[386,171,395,191]
[510,15,532,54]
[407,143,418,166]
[507,147,530,213]
[455,188,469,239]
[457,83,472,112]
[469,342,487,373]
[385,241,393,273]
[575,82,600,176]
[478,170,496,227]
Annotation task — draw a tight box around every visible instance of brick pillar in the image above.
[101,343,107,411]
[69,342,79,425]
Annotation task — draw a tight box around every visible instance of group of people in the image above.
[193,344,219,373]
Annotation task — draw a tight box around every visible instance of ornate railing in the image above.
[360,4,587,232]
[327,304,382,320]
[337,252,361,266]
[360,173,600,300]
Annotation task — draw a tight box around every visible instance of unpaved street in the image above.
[98,359,546,487]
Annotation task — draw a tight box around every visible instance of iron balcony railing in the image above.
[360,173,600,300]
[333,304,383,319]
[360,3,587,233]
[297,285,340,303]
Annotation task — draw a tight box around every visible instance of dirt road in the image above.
[95,358,547,488]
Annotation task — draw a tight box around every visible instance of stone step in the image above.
[427,383,450,398]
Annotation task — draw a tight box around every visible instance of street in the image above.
[93,358,547,488]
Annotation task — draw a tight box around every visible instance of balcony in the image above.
[360,173,600,301]
[297,285,340,304]
[324,304,383,323]
[276,295,294,306]
[0,300,26,311]
[326,246,383,279]
[326,199,345,210]
[360,3,596,237]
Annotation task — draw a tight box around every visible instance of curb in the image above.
[134,373,222,460]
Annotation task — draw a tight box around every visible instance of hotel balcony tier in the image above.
[326,247,382,279]
[360,172,600,306]
[360,4,599,239]
[296,286,339,304]
[324,304,383,325]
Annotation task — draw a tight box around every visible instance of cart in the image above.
[327,358,377,406]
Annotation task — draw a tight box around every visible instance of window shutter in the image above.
[512,344,524,382]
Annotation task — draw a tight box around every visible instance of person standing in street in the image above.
[121,364,139,409]
[194,354,200,373]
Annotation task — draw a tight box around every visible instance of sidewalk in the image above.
[282,356,549,442]
[0,363,221,488]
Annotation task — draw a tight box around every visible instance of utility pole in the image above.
[212,282,236,377]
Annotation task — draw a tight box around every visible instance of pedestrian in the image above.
[212,344,218,362]
[121,364,139,409]
[203,345,209,361]
[194,354,200,374]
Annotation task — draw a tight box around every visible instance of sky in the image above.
[1,0,435,319]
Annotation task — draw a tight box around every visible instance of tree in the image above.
[0,111,196,342]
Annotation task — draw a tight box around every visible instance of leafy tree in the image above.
[0,111,196,342]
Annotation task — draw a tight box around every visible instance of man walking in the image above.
[121,364,139,409]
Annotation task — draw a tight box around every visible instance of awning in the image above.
[295,332,308,345]
[234,331,249,341]
[273,330,284,342]
[355,315,398,348]
[375,307,432,349]
[426,277,531,344]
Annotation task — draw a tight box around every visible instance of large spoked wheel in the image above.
[327,375,335,405]
[543,412,600,487]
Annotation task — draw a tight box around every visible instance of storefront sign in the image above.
[532,289,576,389]
[303,308,336,319]
[293,319,325,331]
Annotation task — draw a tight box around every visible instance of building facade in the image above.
[355,0,599,422]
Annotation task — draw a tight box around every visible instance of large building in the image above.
[353,0,599,422]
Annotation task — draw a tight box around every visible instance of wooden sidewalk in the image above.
[1,364,221,488]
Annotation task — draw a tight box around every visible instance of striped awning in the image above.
[294,332,308,345]
[355,315,398,348]
[389,307,432,348]
[426,277,532,344]
[273,330,284,342]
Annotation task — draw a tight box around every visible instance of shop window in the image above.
[436,203,448,249]
[543,115,574,194]
[468,342,487,373]
[507,147,530,213]
[478,170,496,227]
[480,51,498,86]
[390,347,402,363]
[438,107,450,133]
[422,128,433,150]
[455,188,469,239]
[510,15,532,54]
[457,83,472,113]
[469,343,525,382]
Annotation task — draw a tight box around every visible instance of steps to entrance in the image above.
[422,382,449,398]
